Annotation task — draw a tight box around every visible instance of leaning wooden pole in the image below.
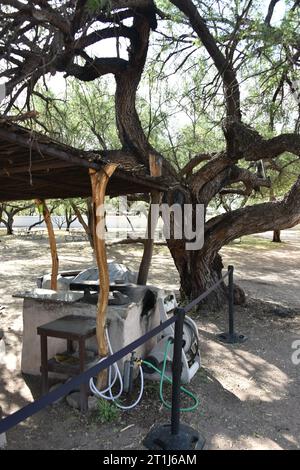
[35,199,59,291]
[137,154,162,285]
[89,164,117,387]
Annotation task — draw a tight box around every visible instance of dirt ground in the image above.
[0,227,299,450]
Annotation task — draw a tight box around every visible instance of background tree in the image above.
[71,198,95,249]
[0,202,34,235]
[0,0,300,306]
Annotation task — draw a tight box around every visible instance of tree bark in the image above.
[6,213,13,235]
[167,237,228,309]
[0,210,14,235]
[273,229,282,243]
[114,14,152,162]
[65,208,77,231]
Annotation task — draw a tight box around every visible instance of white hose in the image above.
[89,330,144,410]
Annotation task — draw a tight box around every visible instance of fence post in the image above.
[143,308,205,450]
[228,265,234,337]
[217,266,247,344]
[0,330,7,449]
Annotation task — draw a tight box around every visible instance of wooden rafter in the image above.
[0,121,167,202]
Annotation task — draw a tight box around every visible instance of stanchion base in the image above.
[143,423,205,450]
[217,332,247,344]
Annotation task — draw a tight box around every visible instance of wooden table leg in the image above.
[79,339,88,413]
[40,333,49,395]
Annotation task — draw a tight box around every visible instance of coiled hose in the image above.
[89,332,199,412]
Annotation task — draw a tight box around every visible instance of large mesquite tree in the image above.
[0,0,300,305]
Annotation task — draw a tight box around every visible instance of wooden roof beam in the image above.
[0,127,103,172]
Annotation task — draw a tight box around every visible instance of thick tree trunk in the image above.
[0,219,13,235]
[114,13,152,162]
[65,209,76,232]
[167,238,227,309]
[115,73,151,161]
[169,241,247,309]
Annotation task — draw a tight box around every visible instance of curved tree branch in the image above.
[265,0,281,26]
[188,152,231,201]
[75,25,137,49]
[227,165,271,191]
[170,0,241,123]
[244,133,300,161]
[179,153,214,178]
[62,57,128,81]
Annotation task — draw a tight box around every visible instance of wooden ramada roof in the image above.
[0,121,167,202]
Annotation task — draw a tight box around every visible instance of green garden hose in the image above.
[142,339,199,412]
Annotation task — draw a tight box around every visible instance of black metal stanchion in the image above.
[0,332,7,449]
[143,308,205,450]
[217,266,247,344]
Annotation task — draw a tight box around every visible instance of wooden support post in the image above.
[71,201,94,250]
[89,164,118,387]
[35,199,59,291]
[137,154,162,285]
